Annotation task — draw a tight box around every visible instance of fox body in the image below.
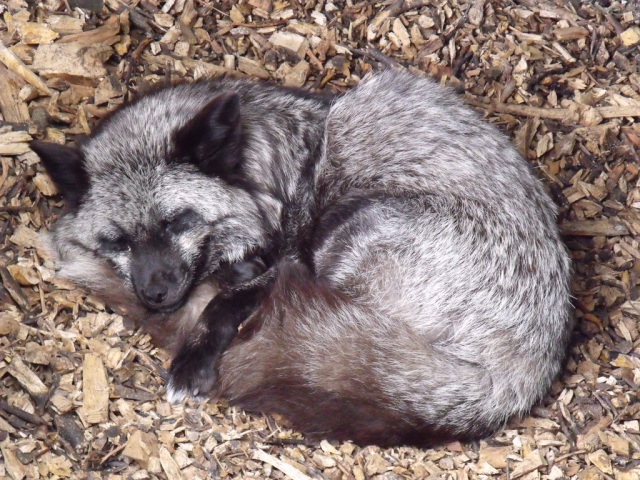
[33,71,572,447]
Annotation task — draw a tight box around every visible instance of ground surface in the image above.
[0,0,640,478]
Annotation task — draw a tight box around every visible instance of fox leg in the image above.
[166,253,272,402]
[166,283,265,402]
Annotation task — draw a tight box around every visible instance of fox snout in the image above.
[138,270,175,305]
[131,249,191,312]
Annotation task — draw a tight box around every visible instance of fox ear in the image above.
[30,141,89,210]
[173,93,242,176]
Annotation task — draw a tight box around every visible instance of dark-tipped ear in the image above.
[173,93,242,176]
[30,141,89,210]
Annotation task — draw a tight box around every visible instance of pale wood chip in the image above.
[560,220,630,237]
[32,42,112,86]
[511,449,546,479]
[57,16,120,45]
[253,449,313,480]
[0,41,52,96]
[0,444,27,480]
[7,356,49,406]
[159,446,184,480]
[80,353,110,424]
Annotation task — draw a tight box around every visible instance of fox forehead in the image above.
[77,165,234,231]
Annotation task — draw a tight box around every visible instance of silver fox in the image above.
[32,71,572,447]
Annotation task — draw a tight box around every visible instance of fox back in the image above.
[212,71,572,445]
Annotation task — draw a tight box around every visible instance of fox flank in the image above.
[33,71,573,447]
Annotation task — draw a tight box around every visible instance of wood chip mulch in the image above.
[1,0,640,478]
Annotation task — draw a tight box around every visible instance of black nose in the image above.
[141,284,168,305]
[131,252,183,310]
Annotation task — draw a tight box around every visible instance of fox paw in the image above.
[166,343,219,404]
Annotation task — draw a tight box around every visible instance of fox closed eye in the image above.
[99,235,130,254]
[164,209,203,235]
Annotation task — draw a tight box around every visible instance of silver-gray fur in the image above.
[35,70,572,447]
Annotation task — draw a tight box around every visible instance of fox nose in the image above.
[131,249,185,311]
[141,284,168,305]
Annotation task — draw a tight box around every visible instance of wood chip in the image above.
[32,42,112,86]
[0,130,32,156]
[588,449,613,475]
[0,444,27,480]
[80,353,110,424]
[560,220,630,237]
[32,172,58,196]
[18,22,60,45]
[7,264,40,287]
[0,315,20,336]
[468,0,487,26]
[253,449,313,480]
[0,41,52,96]
[0,267,30,312]
[7,356,49,407]
[511,449,546,479]
[0,65,31,122]
[159,446,184,480]
[553,26,589,41]
[479,444,512,469]
[57,16,120,45]
[620,26,640,47]
[270,31,309,57]
[9,225,39,248]
[237,56,270,79]
[124,430,159,467]
[46,15,84,35]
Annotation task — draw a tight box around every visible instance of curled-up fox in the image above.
[32,70,572,447]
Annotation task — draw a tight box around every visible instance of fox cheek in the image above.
[98,252,133,286]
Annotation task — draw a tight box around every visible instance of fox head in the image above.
[32,82,269,313]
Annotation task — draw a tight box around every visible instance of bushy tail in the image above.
[216,262,500,447]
